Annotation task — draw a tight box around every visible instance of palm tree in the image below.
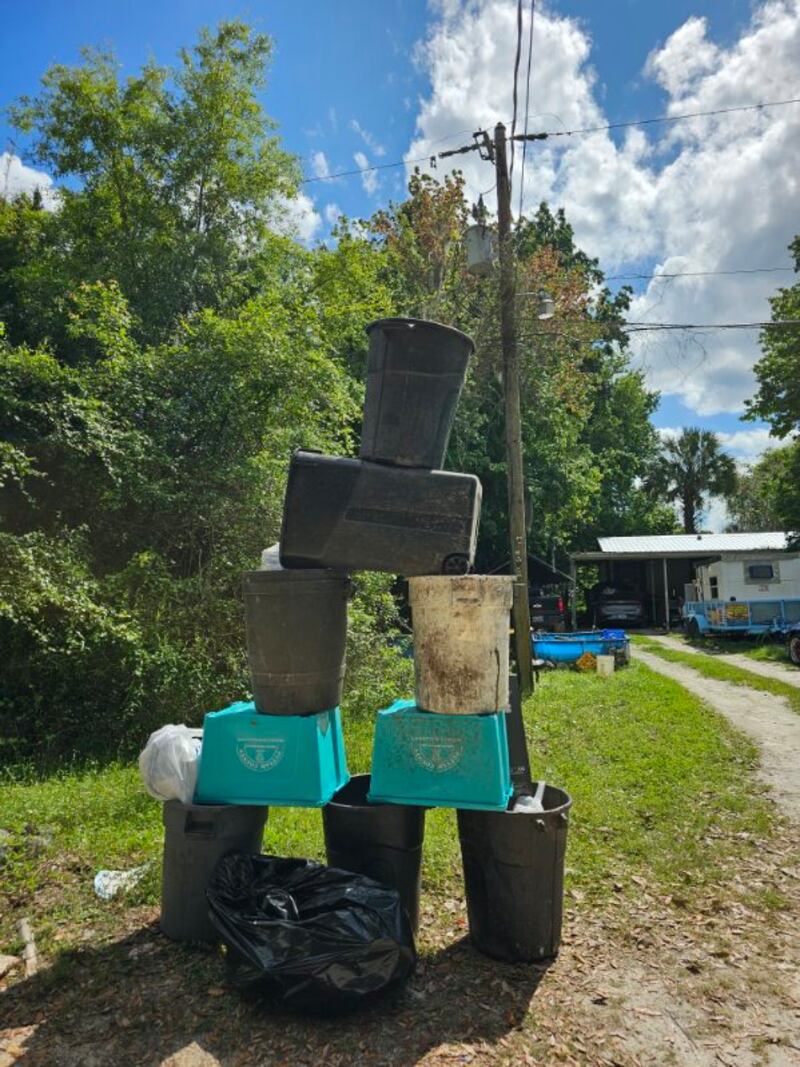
[646,428,737,533]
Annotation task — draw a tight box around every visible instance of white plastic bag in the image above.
[259,543,283,570]
[138,724,201,804]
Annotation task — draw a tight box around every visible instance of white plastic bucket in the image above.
[409,575,513,714]
[596,655,615,677]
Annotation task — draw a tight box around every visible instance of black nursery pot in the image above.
[457,784,572,963]
[323,774,426,933]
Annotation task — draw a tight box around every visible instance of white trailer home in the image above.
[693,553,800,602]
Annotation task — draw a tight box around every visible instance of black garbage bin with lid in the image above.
[279,451,481,576]
[360,317,474,469]
[323,774,425,932]
[457,783,571,962]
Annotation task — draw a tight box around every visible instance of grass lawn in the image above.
[634,635,800,716]
[666,630,792,664]
[0,661,776,963]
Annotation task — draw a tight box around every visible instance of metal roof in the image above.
[596,532,789,554]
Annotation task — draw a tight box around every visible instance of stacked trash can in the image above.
[159,314,571,965]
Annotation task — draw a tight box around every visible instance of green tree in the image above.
[746,236,800,437]
[6,22,297,348]
[726,442,800,534]
[646,428,737,533]
[744,236,800,542]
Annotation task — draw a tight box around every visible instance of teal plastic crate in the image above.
[194,702,348,807]
[368,700,512,811]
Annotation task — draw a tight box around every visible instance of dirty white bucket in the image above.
[408,575,513,714]
[596,655,615,678]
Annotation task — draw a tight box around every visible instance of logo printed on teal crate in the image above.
[411,734,464,772]
[236,738,285,772]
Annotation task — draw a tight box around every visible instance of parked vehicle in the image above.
[588,582,645,628]
[789,622,800,666]
[529,589,568,632]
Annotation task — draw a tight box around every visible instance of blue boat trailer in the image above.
[682,598,800,636]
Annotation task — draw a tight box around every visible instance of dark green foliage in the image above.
[726,441,800,534]
[0,25,411,762]
[745,236,800,543]
[747,236,800,438]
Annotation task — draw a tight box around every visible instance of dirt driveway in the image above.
[634,647,800,822]
[647,634,800,689]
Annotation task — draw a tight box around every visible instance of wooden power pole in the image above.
[494,122,533,695]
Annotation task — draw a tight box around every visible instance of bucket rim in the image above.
[366,316,475,352]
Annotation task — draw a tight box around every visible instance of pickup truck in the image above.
[529,590,568,632]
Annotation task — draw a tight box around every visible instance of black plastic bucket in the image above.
[360,318,474,469]
[323,774,425,932]
[161,800,268,943]
[457,784,571,962]
[242,568,349,715]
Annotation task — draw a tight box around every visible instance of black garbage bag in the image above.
[207,853,416,1012]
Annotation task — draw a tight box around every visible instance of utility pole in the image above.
[494,122,533,695]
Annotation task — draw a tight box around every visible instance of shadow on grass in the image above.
[1,921,551,1066]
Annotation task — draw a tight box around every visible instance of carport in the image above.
[568,532,790,630]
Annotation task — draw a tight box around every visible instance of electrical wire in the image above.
[518,0,535,221]
[509,0,524,183]
[302,94,800,186]
[517,95,800,140]
[603,266,795,281]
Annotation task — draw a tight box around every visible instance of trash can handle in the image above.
[184,812,216,837]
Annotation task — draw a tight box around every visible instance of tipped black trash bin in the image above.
[457,784,571,962]
[323,774,425,932]
[360,317,475,469]
[279,451,481,576]
[242,568,349,715]
[161,800,268,943]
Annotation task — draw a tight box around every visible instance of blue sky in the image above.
[2,0,798,528]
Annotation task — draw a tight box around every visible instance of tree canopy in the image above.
[1,24,677,760]
[645,428,737,534]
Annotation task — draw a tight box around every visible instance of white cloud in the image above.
[350,119,386,157]
[311,151,330,179]
[324,202,342,226]
[409,0,800,417]
[0,153,58,208]
[354,151,379,195]
[270,192,322,245]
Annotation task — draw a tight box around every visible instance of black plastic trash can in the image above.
[161,800,268,943]
[280,451,481,576]
[242,568,349,715]
[360,317,474,469]
[323,774,425,932]
[457,784,571,962]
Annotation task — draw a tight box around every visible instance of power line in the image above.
[517,94,800,141]
[302,93,800,186]
[509,0,524,184]
[517,0,536,220]
[604,266,795,281]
